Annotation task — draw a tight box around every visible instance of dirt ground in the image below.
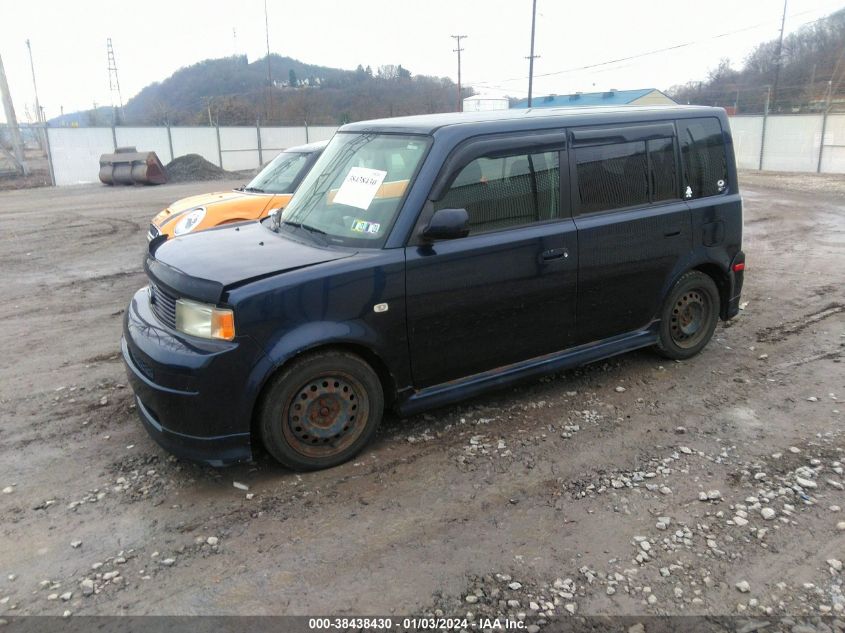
[0,172,843,626]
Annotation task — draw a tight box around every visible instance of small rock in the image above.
[789,446,801,454]
[465,595,478,604]
[660,486,672,495]
[564,603,577,615]
[232,481,249,491]
[761,508,776,520]
[837,521,845,531]
[828,559,843,572]
[699,491,709,501]
[674,426,687,434]
[60,592,72,602]
[734,516,749,527]
[508,581,522,590]
[707,490,722,500]
[80,579,94,596]
[736,580,751,593]
[70,540,82,549]
[206,536,219,546]
[1,486,12,494]
[99,396,108,406]
[647,594,657,605]
[796,476,817,489]
[160,558,176,567]
[615,386,626,393]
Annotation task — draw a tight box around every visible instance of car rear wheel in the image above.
[655,271,720,360]
[258,350,384,471]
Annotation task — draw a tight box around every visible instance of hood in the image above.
[152,190,268,227]
[147,222,355,300]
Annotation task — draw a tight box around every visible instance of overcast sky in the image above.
[1,0,843,123]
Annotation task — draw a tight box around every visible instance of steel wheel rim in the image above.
[670,289,711,349]
[282,371,369,458]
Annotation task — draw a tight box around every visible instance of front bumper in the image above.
[122,287,265,466]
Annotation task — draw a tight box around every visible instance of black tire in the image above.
[655,271,720,360]
[258,350,384,471]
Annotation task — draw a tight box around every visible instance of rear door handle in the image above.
[664,229,681,237]
[541,247,569,261]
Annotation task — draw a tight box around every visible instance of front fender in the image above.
[243,320,401,419]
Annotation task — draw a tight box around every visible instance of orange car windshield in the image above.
[278,133,430,248]
[246,152,310,194]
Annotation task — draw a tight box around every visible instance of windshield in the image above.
[246,151,310,194]
[278,133,430,247]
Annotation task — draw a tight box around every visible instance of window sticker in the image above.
[351,219,381,234]
[334,167,388,210]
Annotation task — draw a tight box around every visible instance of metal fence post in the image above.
[304,120,309,144]
[256,120,263,166]
[43,124,56,186]
[817,81,832,173]
[215,122,223,168]
[111,125,117,150]
[758,86,770,171]
[166,124,174,163]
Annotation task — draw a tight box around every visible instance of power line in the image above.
[470,8,841,90]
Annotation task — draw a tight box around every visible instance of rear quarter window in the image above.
[678,117,728,199]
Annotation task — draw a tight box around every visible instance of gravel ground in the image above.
[0,172,843,626]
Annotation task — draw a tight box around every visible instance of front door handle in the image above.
[541,247,569,261]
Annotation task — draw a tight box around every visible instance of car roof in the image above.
[339,105,725,136]
[284,140,329,153]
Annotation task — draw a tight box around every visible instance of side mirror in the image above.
[421,208,469,241]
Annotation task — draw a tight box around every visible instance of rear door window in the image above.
[575,141,648,213]
[574,131,680,213]
[435,151,560,235]
[677,117,728,199]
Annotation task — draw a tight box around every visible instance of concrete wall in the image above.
[44,115,845,186]
[47,125,338,186]
[728,113,844,173]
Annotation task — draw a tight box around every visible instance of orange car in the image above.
[148,140,326,240]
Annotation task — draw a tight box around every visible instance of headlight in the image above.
[175,298,235,341]
[173,207,206,236]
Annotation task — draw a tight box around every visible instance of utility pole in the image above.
[526,0,539,107]
[771,0,788,110]
[264,0,272,122]
[25,40,43,124]
[106,38,124,125]
[450,35,466,112]
[0,53,29,175]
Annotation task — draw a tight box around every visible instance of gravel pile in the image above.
[164,154,238,183]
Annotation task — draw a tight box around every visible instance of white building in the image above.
[462,95,509,112]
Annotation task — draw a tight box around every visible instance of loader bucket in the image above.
[99,147,167,185]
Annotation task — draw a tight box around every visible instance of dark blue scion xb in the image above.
[122,105,744,470]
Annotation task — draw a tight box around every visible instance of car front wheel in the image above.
[258,350,384,471]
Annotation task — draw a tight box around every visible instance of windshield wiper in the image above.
[281,220,328,242]
[244,186,265,193]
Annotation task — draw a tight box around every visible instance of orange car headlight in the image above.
[175,298,235,341]
[173,207,207,236]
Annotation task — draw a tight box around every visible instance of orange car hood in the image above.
[152,190,275,227]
